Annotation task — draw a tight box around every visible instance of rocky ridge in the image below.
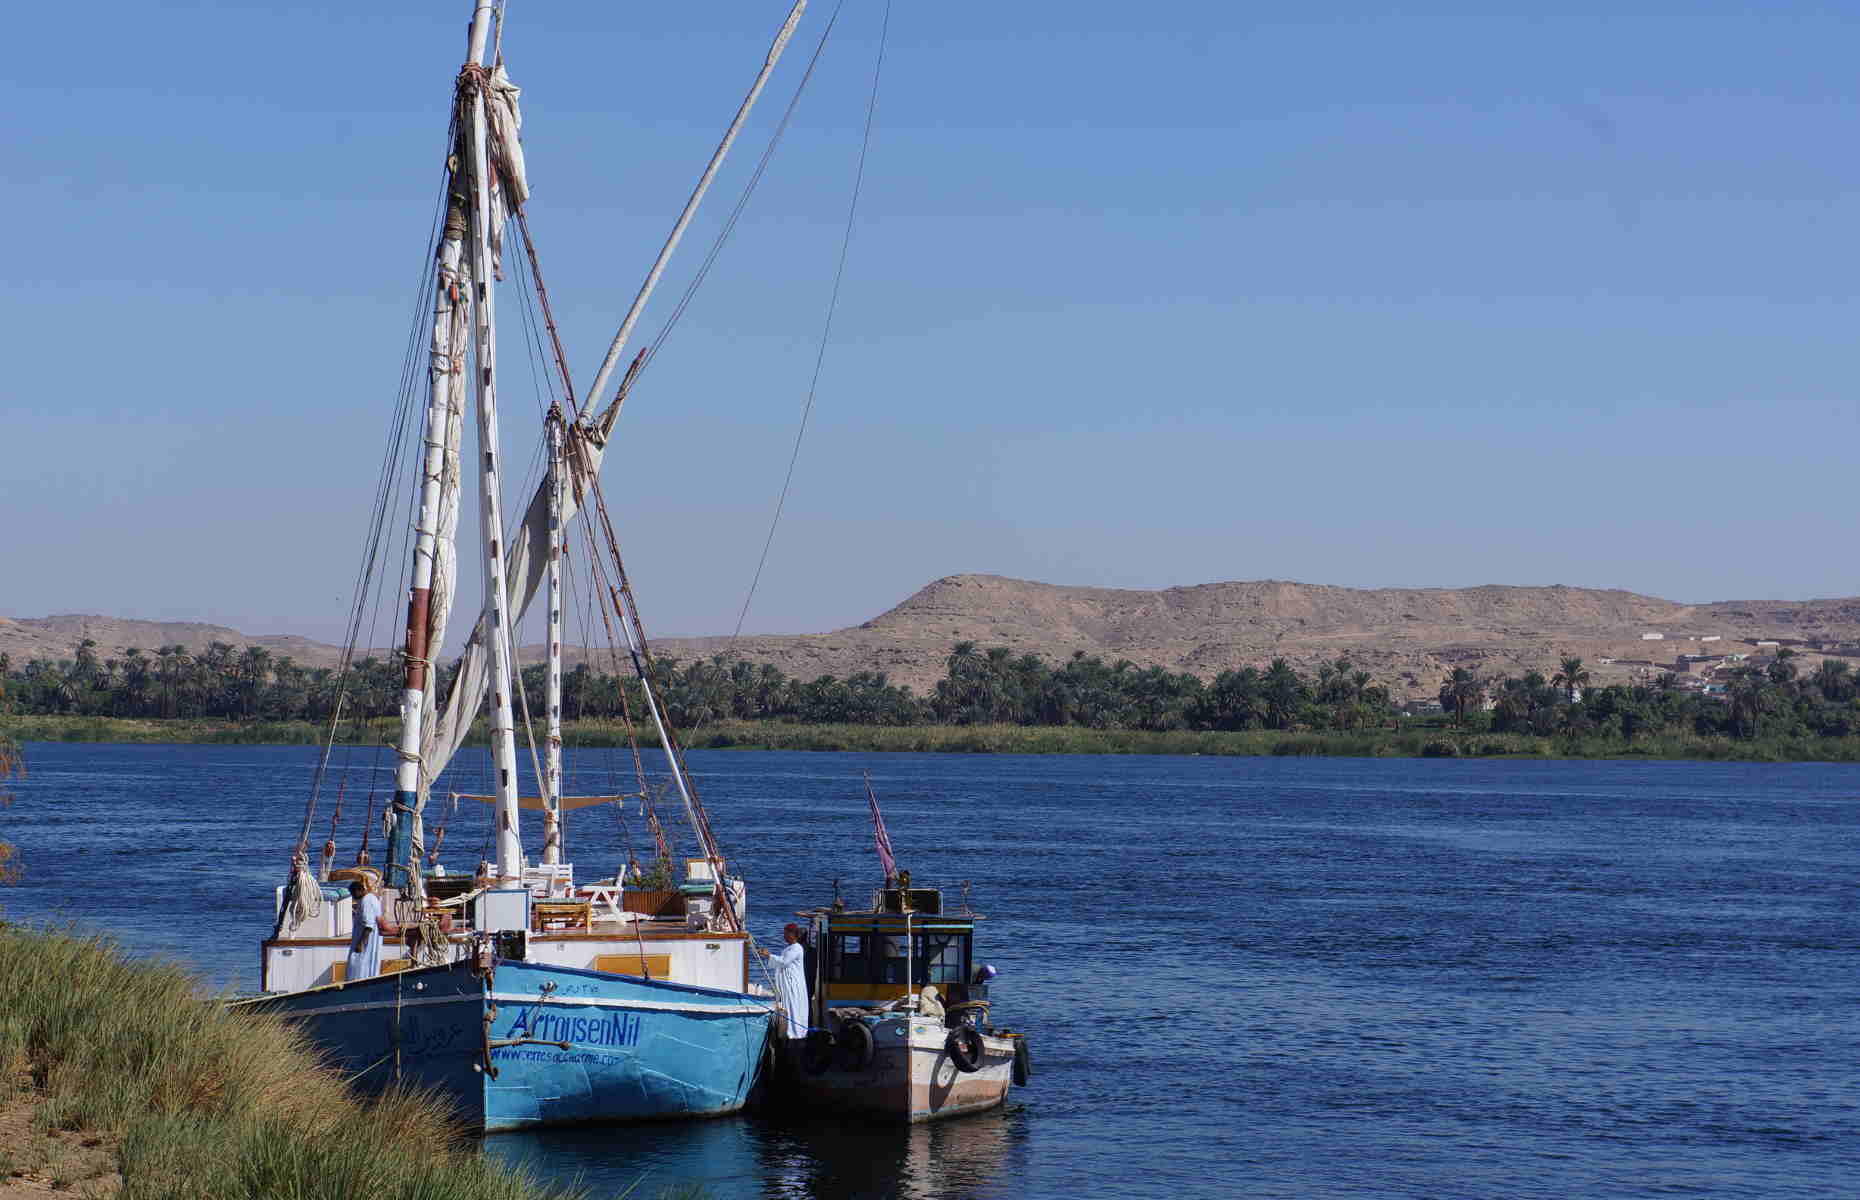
[9,576,1860,702]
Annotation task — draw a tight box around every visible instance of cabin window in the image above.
[876,934,910,984]
[828,932,870,983]
[913,932,969,985]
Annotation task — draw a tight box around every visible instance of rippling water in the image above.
[8,744,1860,1198]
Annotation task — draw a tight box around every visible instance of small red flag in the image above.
[864,772,897,881]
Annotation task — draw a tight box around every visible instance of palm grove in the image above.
[1437,651,1860,741]
[4,640,1856,743]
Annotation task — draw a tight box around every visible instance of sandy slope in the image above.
[9,575,1859,701]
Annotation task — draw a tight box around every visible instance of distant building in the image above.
[1700,635,1721,643]
[1642,632,1665,641]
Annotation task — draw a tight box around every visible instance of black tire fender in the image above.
[801,1029,836,1076]
[837,1019,876,1071]
[946,1025,985,1074]
[1011,1036,1031,1086]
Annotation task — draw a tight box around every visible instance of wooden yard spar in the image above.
[377,1,809,904]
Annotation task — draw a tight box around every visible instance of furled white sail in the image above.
[488,66,530,206]
[484,65,528,279]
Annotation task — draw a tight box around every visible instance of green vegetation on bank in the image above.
[10,713,1860,762]
[7,638,1860,760]
[0,926,580,1200]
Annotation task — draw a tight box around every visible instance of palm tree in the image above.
[1812,659,1851,703]
[1261,659,1303,730]
[982,646,1017,723]
[1490,676,1534,731]
[154,645,188,717]
[119,647,152,716]
[1438,668,1485,727]
[1551,656,1591,705]
[236,645,273,719]
[935,641,999,725]
[1727,669,1767,738]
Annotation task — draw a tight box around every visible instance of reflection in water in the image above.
[484,1106,1027,1200]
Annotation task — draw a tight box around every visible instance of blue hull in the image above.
[241,958,773,1132]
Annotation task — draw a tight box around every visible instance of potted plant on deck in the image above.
[622,856,681,917]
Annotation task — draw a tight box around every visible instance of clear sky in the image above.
[4,1,1856,648]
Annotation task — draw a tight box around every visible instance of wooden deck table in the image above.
[532,900,592,932]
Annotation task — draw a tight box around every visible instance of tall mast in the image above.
[541,406,565,865]
[462,2,525,886]
[421,0,811,784]
[382,0,496,896]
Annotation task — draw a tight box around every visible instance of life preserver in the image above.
[801,1030,835,1076]
[945,1026,985,1073]
[1011,1037,1031,1086]
[837,1019,876,1071]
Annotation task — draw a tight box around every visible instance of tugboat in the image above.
[785,870,1030,1122]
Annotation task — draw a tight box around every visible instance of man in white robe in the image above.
[759,922,810,1039]
[345,878,401,981]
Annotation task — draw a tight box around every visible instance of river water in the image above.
[6,743,1859,1198]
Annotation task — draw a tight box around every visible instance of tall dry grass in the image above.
[0,926,581,1200]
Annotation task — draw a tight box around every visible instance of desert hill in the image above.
[0,614,369,672]
[653,576,1860,699]
[9,576,1860,702]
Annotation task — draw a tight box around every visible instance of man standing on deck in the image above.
[758,923,810,1039]
[345,877,401,981]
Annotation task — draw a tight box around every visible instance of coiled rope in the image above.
[286,853,323,930]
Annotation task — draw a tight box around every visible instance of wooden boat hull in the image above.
[237,957,772,1132]
[791,1016,1016,1123]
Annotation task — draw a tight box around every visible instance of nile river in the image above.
[8,744,1860,1198]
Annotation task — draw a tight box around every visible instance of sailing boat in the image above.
[234,1,810,1132]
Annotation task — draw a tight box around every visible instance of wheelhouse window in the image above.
[913,931,970,985]
[877,934,910,984]
[828,932,869,983]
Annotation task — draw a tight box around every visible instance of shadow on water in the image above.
[483,1107,1029,1200]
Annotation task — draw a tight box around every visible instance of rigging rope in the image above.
[728,0,892,648]
[571,501,672,867]
[582,475,742,931]
[296,129,455,863]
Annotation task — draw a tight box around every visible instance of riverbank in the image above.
[0,926,579,1200]
[7,714,1860,761]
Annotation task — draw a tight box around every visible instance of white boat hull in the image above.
[792,1017,1016,1123]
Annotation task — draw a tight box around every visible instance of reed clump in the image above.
[0,925,578,1200]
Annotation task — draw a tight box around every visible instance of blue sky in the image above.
[4,1,1856,648]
